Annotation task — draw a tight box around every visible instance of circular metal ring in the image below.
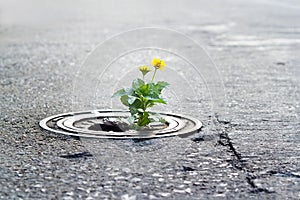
[39,110,202,139]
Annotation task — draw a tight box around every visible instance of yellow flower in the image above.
[139,65,151,76]
[151,58,166,70]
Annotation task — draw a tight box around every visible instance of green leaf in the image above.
[147,102,155,108]
[132,78,145,90]
[147,97,167,104]
[129,107,138,115]
[129,99,142,115]
[153,98,167,104]
[152,81,170,95]
[120,95,129,106]
[125,88,134,96]
[156,81,170,88]
[138,83,153,96]
[112,88,126,98]
[112,87,134,97]
[128,96,137,105]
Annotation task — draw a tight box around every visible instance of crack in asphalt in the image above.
[215,116,275,194]
[265,170,300,179]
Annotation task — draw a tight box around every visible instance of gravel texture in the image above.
[0,0,299,199]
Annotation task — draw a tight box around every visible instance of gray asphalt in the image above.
[1,0,300,199]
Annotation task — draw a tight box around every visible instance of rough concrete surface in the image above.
[0,0,299,199]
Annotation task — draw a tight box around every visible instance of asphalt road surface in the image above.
[1,0,299,199]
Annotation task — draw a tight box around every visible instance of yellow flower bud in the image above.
[139,65,151,76]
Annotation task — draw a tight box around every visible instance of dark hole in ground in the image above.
[192,137,205,142]
[276,62,286,66]
[88,120,124,132]
[88,120,169,133]
[88,123,124,132]
[182,166,196,172]
[192,135,214,143]
[60,152,93,159]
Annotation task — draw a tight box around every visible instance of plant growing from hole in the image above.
[112,58,169,128]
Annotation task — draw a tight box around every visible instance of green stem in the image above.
[151,68,158,82]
